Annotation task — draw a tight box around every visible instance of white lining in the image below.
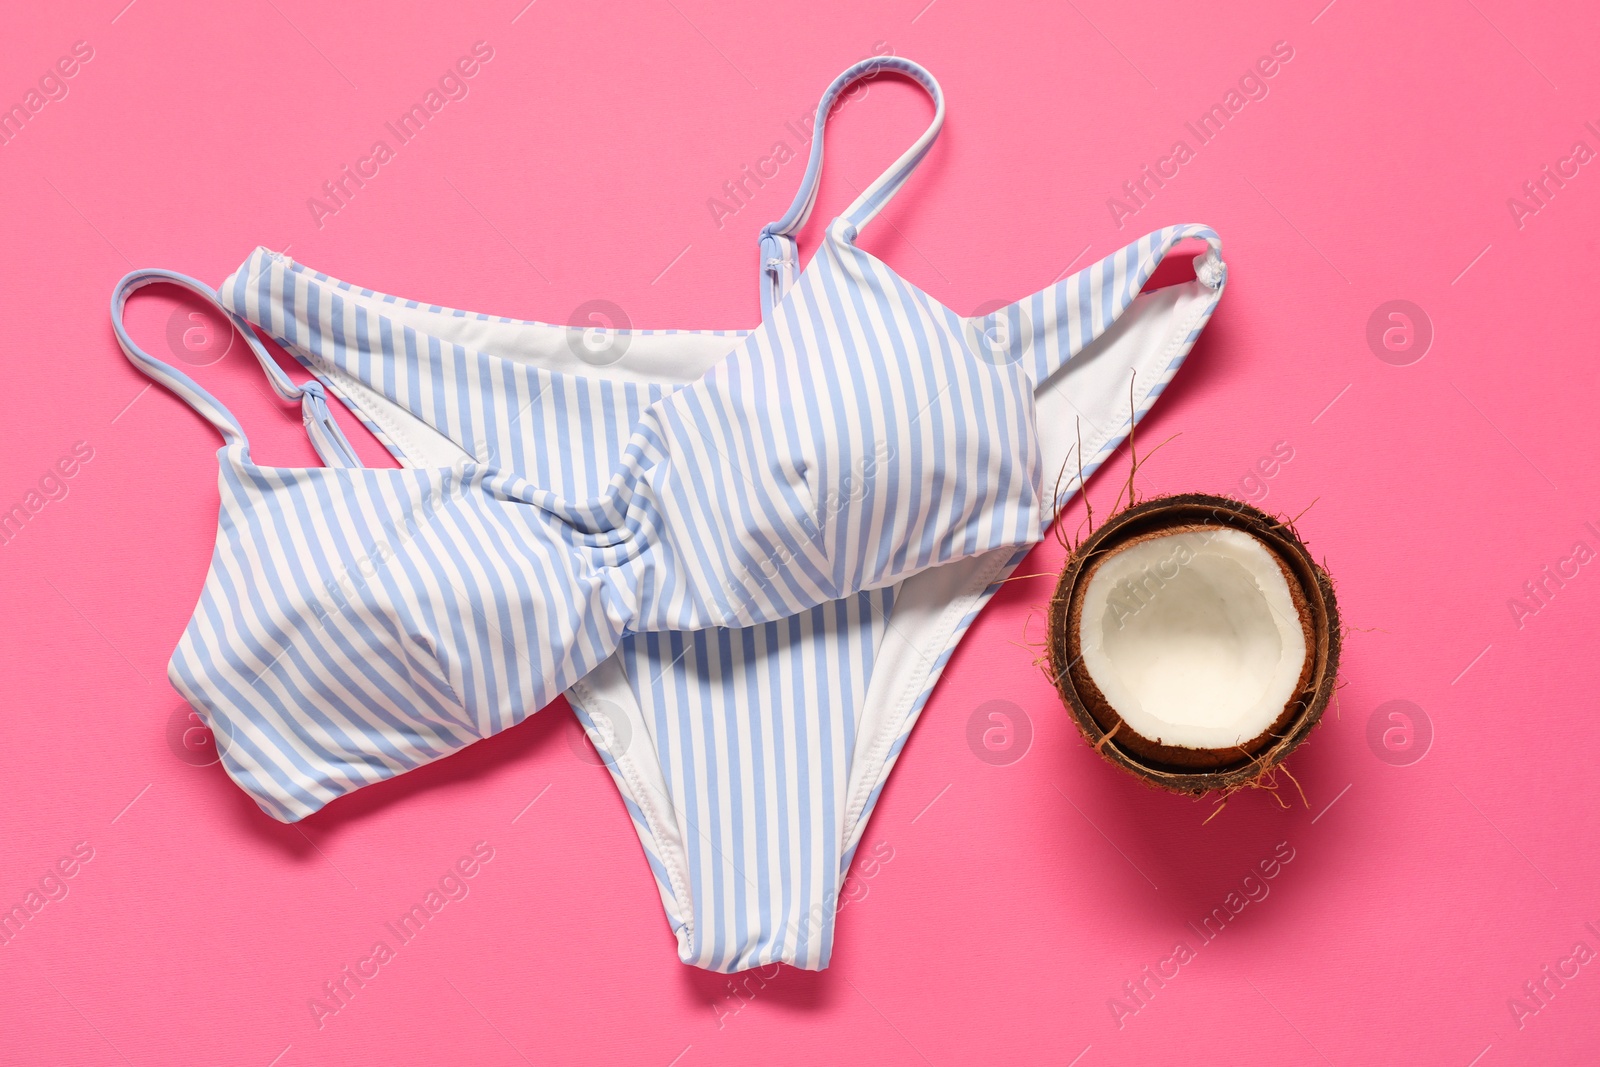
[838,280,1217,855]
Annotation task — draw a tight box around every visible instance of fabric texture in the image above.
[109,57,1227,972]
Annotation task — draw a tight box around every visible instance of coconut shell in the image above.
[1046,494,1341,794]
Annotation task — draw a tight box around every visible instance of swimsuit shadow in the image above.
[201,698,573,855]
[980,284,1352,942]
[1138,263,1239,413]
[678,956,842,1019]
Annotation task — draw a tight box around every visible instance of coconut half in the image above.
[1077,525,1311,762]
[1047,494,1340,793]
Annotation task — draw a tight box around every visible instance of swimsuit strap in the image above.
[759,56,945,314]
[110,268,360,467]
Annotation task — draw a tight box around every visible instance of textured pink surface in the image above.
[3,2,1598,1064]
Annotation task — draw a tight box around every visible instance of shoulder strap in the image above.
[111,268,360,467]
[758,56,945,314]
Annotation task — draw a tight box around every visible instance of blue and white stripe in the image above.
[110,56,1226,972]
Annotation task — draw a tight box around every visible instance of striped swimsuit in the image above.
[110,57,1226,972]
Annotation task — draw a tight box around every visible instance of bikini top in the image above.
[111,56,1226,819]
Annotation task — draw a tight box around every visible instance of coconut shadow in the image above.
[1053,706,1355,945]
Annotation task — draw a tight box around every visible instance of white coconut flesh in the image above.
[1078,527,1308,752]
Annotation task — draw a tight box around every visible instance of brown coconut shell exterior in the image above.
[1046,494,1341,794]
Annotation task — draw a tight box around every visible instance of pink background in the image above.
[3,1,1598,1064]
